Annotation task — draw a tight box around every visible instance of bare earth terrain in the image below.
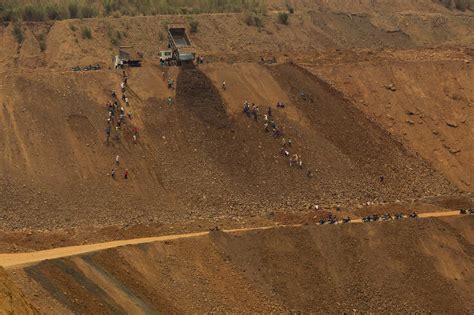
[0,0,473,312]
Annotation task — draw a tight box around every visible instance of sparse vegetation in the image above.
[45,4,64,20]
[0,0,268,22]
[13,22,24,43]
[80,5,97,19]
[189,18,199,33]
[244,11,264,27]
[277,12,289,25]
[68,2,79,19]
[38,33,47,51]
[22,4,46,21]
[81,26,92,39]
[286,1,294,13]
[109,29,122,46]
[439,0,473,10]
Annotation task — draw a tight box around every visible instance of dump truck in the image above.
[115,46,143,68]
[159,50,173,64]
[167,25,195,65]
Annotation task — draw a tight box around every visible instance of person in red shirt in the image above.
[124,169,129,180]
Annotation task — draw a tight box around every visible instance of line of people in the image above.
[108,70,138,180]
[163,71,174,106]
[242,100,306,173]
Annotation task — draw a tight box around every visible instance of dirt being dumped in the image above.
[176,68,230,129]
[0,0,473,312]
[0,1,471,236]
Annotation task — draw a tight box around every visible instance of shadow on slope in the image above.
[17,216,474,313]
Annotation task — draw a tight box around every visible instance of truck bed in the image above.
[169,28,191,48]
[174,35,189,48]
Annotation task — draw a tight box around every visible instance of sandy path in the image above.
[0,211,464,269]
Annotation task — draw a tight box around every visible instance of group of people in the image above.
[163,73,174,106]
[108,70,138,180]
[242,100,307,172]
[111,155,129,180]
[107,75,133,142]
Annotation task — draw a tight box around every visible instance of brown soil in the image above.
[0,2,471,238]
[1,60,463,234]
[307,49,474,189]
[0,0,473,311]
[0,267,38,314]
[9,216,474,314]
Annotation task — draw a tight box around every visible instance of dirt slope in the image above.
[0,1,473,311]
[10,216,473,314]
[0,1,473,70]
[307,49,474,189]
[0,210,461,269]
[0,267,38,314]
[270,0,453,13]
[0,61,459,231]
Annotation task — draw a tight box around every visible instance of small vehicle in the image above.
[381,213,392,221]
[395,213,404,220]
[460,209,467,214]
[342,217,351,224]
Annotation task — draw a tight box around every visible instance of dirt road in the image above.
[0,210,463,269]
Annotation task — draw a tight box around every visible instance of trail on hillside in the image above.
[0,210,465,269]
[11,214,473,314]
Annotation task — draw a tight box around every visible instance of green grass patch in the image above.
[13,22,24,43]
[0,0,268,22]
[277,12,289,25]
[81,26,92,39]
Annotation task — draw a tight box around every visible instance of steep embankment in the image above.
[307,49,474,189]
[0,62,459,231]
[10,216,474,314]
[0,0,473,70]
[204,61,462,195]
[0,1,470,234]
[0,268,38,314]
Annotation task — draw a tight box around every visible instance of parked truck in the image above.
[166,24,195,65]
[114,46,143,68]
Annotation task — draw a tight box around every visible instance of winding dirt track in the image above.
[0,210,463,269]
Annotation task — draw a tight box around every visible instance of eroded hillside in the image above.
[8,216,474,314]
